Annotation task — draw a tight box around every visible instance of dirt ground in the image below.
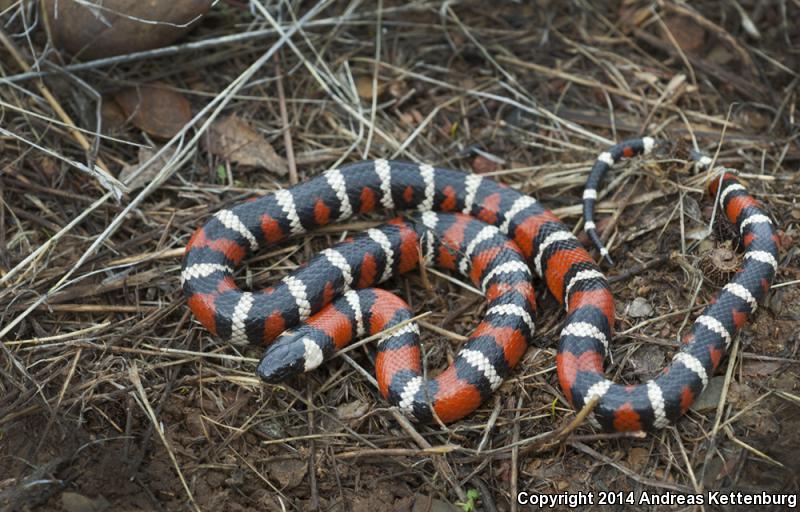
[1,1,799,511]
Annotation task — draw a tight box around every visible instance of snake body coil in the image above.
[181,139,777,430]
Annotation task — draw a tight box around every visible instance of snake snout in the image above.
[256,329,315,383]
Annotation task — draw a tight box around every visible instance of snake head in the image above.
[256,327,324,383]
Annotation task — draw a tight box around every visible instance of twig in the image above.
[274,55,298,185]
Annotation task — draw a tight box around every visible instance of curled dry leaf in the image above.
[42,0,214,60]
[114,83,192,140]
[471,155,499,174]
[662,15,707,53]
[100,98,127,135]
[119,145,178,190]
[203,115,288,175]
[355,75,387,100]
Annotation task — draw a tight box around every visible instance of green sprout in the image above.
[457,488,480,512]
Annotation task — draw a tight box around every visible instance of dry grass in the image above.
[1,1,799,510]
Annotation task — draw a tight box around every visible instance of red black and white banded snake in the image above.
[181,138,778,430]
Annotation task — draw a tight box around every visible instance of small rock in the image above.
[267,459,307,490]
[691,376,726,412]
[706,44,735,65]
[255,420,286,439]
[61,492,109,512]
[627,297,654,318]
[336,399,369,421]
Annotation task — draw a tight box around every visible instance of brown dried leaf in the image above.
[355,76,386,100]
[100,97,127,135]
[619,5,653,32]
[114,83,192,140]
[471,155,499,174]
[119,146,177,190]
[42,0,213,60]
[662,15,707,53]
[204,115,288,175]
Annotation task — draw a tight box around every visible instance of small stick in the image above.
[510,395,522,512]
[274,54,298,185]
[336,445,458,459]
[418,320,468,343]
[306,381,320,511]
[608,254,671,283]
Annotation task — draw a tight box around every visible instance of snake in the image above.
[181,138,778,430]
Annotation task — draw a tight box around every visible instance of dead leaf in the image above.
[100,97,127,135]
[114,83,192,140]
[619,5,653,32]
[119,146,177,190]
[471,155,499,174]
[204,115,288,175]
[42,0,214,60]
[356,76,386,100]
[662,15,706,54]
